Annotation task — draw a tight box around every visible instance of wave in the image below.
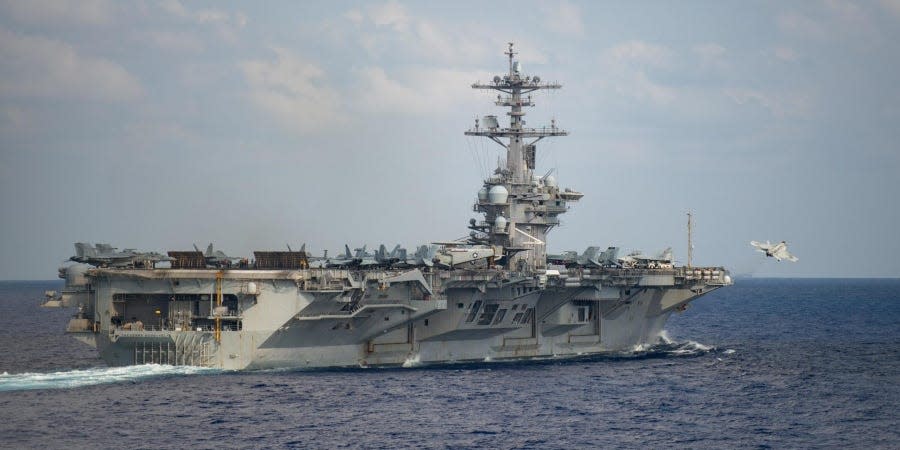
[0,364,219,392]
[618,330,715,358]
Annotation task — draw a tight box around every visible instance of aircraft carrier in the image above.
[46,44,732,370]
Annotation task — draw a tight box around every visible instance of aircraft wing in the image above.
[773,247,798,262]
[750,240,771,253]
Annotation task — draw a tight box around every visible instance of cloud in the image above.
[344,8,364,24]
[136,30,204,53]
[605,41,674,68]
[370,0,410,32]
[777,11,827,39]
[0,0,115,26]
[692,43,726,60]
[158,0,246,42]
[0,27,142,102]
[824,0,868,25]
[354,66,485,115]
[725,88,812,119]
[597,41,677,106]
[344,1,515,65]
[542,0,585,37]
[240,48,341,134]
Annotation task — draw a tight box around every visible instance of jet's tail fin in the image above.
[95,243,115,254]
[582,246,601,266]
[74,242,95,258]
[657,247,673,262]
[599,247,619,266]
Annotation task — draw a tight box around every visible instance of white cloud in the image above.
[344,8,364,24]
[345,1,523,65]
[136,30,204,53]
[692,43,726,60]
[596,41,677,106]
[542,0,585,37]
[725,88,812,119]
[240,48,341,134]
[777,11,827,39]
[0,0,115,26]
[605,41,674,68]
[0,27,142,102]
[824,0,868,25]
[621,71,677,105]
[354,67,485,115]
[158,0,246,42]
[370,0,411,32]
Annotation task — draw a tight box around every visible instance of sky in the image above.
[1,0,898,279]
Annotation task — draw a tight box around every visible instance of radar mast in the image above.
[466,43,582,271]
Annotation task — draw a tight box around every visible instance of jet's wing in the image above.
[750,241,771,253]
[773,247,798,262]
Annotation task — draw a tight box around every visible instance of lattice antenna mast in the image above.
[464,43,581,271]
[465,42,567,183]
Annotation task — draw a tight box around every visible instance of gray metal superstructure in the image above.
[48,44,732,369]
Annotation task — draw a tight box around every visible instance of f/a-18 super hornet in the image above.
[195,243,245,268]
[547,246,620,268]
[402,244,439,268]
[619,247,674,269]
[320,244,366,268]
[70,243,171,268]
[751,240,799,262]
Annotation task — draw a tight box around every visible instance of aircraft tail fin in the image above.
[74,242,95,258]
[599,247,619,266]
[95,243,115,254]
[658,247,673,262]
[582,246,601,266]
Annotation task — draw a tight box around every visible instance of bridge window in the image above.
[465,301,482,323]
[492,309,507,325]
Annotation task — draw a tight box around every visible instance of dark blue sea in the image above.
[0,279,897,449]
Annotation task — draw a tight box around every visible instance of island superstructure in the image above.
[47,44,732,369]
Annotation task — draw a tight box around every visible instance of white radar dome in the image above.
[478,187,488,202]
[544,175,557,188]
[494,215,507,232]
[488,185,509,204]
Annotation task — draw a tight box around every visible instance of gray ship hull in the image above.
[66,267,726,370]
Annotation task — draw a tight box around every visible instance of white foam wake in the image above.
[0,364,218,392]
[401,353,422,368]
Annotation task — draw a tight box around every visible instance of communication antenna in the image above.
[687,212,693,268]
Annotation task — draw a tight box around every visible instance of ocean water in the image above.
[0,279,897,449]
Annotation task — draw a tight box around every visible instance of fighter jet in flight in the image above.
[751,240,799,262]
